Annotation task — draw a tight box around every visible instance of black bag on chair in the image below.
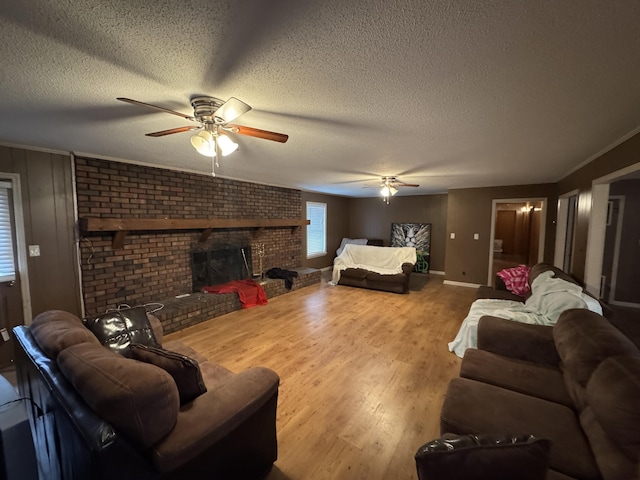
[83,306,160,357]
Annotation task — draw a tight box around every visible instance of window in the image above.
[0,182,16,282]
[306,202,326,258]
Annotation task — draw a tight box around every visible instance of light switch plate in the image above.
[29,245,40,257]
[474,233,479,240]
[450,233,455,239]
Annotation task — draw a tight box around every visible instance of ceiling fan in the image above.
[379,176,419,204]
[116,96,288,175]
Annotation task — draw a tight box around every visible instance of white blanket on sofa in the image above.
[331,244,417,285]
[448,271,603,357]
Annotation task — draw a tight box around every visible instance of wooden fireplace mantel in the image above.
[79,217,310,249]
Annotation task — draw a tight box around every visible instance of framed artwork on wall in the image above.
[390,223,431,272]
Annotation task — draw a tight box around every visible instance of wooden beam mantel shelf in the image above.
[80,217,310,249]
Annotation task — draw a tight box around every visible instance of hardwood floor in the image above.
[165,273,477,480]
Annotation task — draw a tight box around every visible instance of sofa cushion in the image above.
[340,268,369,280]
[586,356,640,465]
[57,342,179,449]
[30,310,100,358]
[554,309,639,387]
[460,349,573,407]
[415,433,550,480]
[364,271,407,283]
[84,306,160,357]
[529,263,579,287]
[441,378,601,480]
[130,343,207,405]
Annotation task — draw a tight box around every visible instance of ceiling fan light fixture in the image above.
[190,131,216,157]
[380,185,391,197]
[217,132,239,156]
[390,186,398,196]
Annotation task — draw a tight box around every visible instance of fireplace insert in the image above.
[191,245,252,292]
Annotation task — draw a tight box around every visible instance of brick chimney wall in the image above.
[75,157,303,315]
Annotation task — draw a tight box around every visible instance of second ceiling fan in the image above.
[379,176,419,204]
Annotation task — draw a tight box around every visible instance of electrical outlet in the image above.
[29,245,40,257]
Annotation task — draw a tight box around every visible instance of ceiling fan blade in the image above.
[397,183,420,187]
[215,97,252,124]
[227,125,289,143]
[117,97,195,121]
[145,126,201,137]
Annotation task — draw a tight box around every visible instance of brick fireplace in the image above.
[75,157,313,332]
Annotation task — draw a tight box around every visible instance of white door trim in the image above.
[608,195,624,304]
[584,161,640,298]
[554,189,579,269]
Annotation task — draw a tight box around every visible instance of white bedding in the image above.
[331,244,417,285]
[448,271,603,357]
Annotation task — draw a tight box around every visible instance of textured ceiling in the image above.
[1,1,640,197]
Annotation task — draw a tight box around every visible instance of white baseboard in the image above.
[443,280,481,289]
[428,270,445,276]
[320,266,332,272]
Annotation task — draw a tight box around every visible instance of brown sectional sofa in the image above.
[415,263,640,479]
[419,308,640,480]
[13,310,279,480]
[477,262,613,319]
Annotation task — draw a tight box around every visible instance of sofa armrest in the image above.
[494,275,508,291]
[150,366,280,473]
[415,433,550,480]
[477,316,559,366]
[402,263,414,274]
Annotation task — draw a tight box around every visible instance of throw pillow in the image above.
[57,342,179,449]
[129,343,207,405]
[497,265,531,296]
[415,433,550,480]
[83,306,160,357]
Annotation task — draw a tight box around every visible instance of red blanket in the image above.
[202,279,268,308]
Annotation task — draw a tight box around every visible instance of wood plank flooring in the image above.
[165,273,477,480]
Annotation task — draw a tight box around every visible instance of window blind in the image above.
[306,202,326,258]
[0,183,16,282]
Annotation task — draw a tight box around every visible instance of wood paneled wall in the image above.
[0,146,81,317]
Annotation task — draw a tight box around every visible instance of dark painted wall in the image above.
[300,191,350,269]
[347,194,448,272]
[444,184,557,285]
[0,146,81,317]
[609,179,640,303]
[558,132,640,281]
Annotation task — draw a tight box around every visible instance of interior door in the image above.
[0,180,24,367]
[495,210,516,254]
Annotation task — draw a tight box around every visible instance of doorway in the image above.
[488,198,546,286]
[0,174,31,368]
[579,163,640,298]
